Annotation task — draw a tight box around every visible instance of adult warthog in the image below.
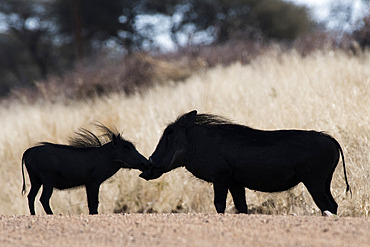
[22,124,149,215]
[140,110,351,215]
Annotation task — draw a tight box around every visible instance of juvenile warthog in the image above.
[22,124,149,215]
[140,110,351,215]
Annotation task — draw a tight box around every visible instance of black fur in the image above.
[21,124,149,215]
[141,110,351,215]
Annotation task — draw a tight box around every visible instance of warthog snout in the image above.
[139,169,152,180]
[148,156,154,169]
[139,156,163,180]
[139,156,154,180]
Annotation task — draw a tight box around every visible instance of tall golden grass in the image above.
[1,50,368,216]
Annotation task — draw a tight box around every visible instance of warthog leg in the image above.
[86,183,100,215]
[229,185,248,214]
[325,174,338,214]
[213,182,228,213]
[304,182,337,215]
[40,183,54,215]
[27,173,42,215]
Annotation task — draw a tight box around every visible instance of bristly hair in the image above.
[68,122,121,148]
[194,113,233,126]
[69,128,102,148]
[94,122,120,142]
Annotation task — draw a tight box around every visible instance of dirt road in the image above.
[0,214,368,247]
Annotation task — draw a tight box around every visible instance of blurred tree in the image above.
[0,0,316,97]
[353,13,370,49]
[327,0,370,48]
[51,0,146,56]
[250,0,313,40]
[350,0,370,49]
[0,0,148,95]
[0,33,33,95]
[144,0,314,46]
[0,0,57,83]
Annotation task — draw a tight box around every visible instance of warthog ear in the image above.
[180,110,197,128]
[112,134,121,147]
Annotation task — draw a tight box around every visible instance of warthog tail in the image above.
[331,136,352,197]
[21,154,26,196]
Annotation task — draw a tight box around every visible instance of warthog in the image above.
[22,124,149,215]
[140,110,351,215]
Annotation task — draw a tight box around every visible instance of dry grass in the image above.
[1,49,369,216]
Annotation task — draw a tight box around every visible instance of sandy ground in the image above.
[0,214,369,247]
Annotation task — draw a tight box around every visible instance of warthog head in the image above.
[140,110,197,180]
[112,134,149,172]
